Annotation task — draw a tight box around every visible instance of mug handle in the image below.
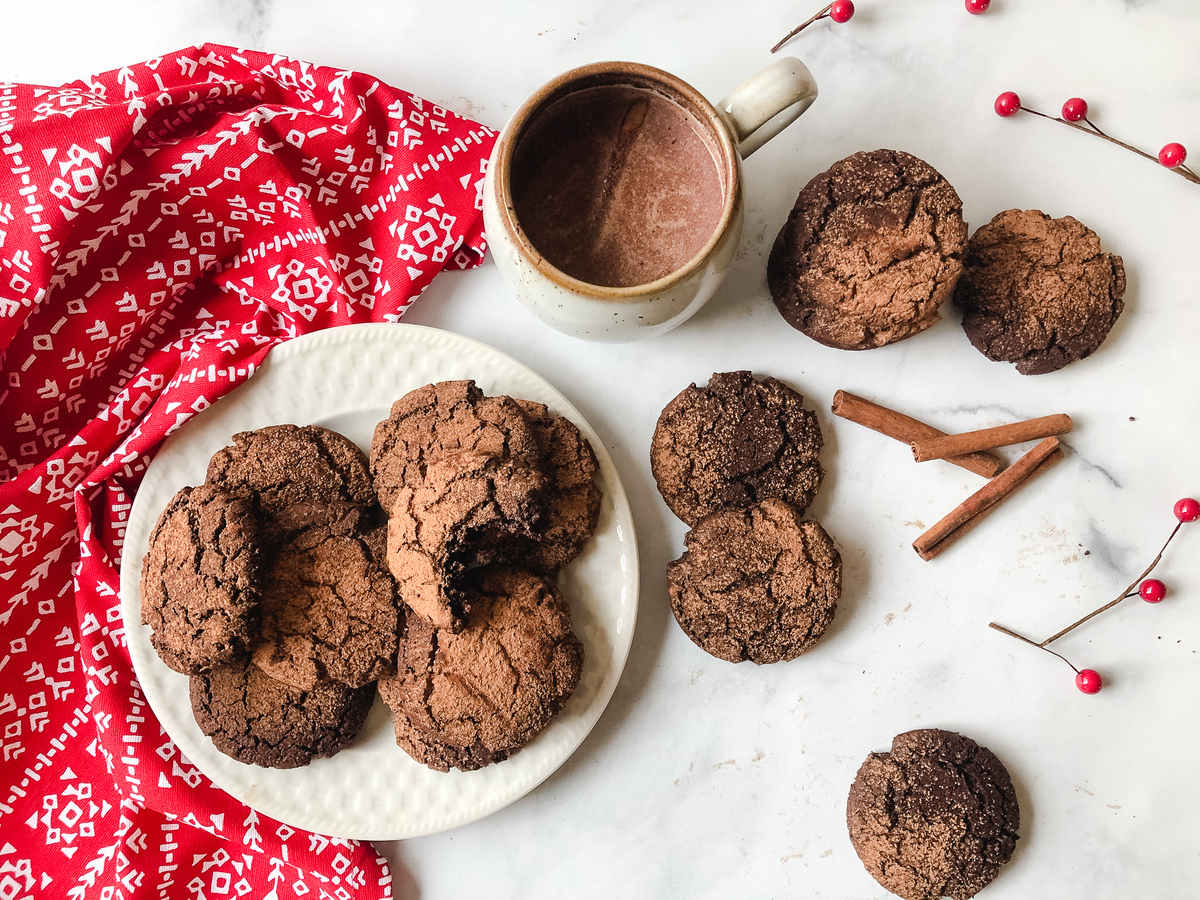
[717,57,817,158]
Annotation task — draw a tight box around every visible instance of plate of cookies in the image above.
[118,323,637,840]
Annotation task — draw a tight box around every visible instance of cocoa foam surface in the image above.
[511,84,725,288]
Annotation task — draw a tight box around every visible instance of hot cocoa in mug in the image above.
[484,59,817,341]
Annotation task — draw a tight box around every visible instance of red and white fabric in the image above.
[0,43,496,899]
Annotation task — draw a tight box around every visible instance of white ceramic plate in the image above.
[118,324,638,840]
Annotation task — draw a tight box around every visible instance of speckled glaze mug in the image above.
[483,58,817,342]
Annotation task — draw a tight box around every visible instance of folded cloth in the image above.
[0,44,496,898]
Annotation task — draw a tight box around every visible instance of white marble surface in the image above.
[5,1,1199,897]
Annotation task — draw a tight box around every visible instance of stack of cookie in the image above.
[651,371,842,664]
[141,424,393,769]
[139,381,602,773]
[369,380,598,772]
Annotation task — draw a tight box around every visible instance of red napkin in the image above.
[0,44,496,897]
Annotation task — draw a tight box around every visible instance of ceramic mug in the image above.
[482,58,817,342]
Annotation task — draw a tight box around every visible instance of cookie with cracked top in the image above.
[651,371,824,527]
[190,658,375,769]
[140,484,262,675]
[847,728,1021,900]
[768,149,967,349]
[666,499,840,664]
[511,399,602,574]
[378,565,583,772]
[954,209,1126,375]
[370,379,543,514]
[205,423,377,542]
[386,450,548,632]
[252,521,400,690]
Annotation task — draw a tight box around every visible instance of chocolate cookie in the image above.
[512,399,603,573]
[253,523,400,690]
[370,380,543,514]
[650,371,824,527]
[140,485,262,675]
[768,149,967,349]
[666,499,840,664]
[953,209,1126,375]
[378,565,584,772]
[190,659,374,769]
[206,424,377,540]
[386,450,548,632]
[847,729,1021,900]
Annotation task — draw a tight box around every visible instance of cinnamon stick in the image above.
[914,437,1064,561]
[912,413,1073,462]
[831,390,1004,479]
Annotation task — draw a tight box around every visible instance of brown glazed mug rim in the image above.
[492,61,743,301]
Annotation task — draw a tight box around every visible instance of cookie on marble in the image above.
[378,565,584,772]
[511,399,603,573]
[847,728,1021,900]
[140,484,262,675]
[768,149,967,349]
[666,499,841,664]
[953,209,1126,375]
[253,522,400,690]
[206,423,377,541]
[370,380,544,514]
[190,658,374,769]
[386,450,548,632]
[650,371,824,527]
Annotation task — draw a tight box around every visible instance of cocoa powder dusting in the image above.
[768,149,967,350]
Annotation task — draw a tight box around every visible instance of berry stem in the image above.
[771,4,833,53]
[1018,105,1200,186]
[1040,521,1183,645]
[988,623,1080,673]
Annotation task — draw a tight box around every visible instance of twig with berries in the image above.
[990,498,1200,694]
[771,1,854,53]
[773,0,994,54]
[994,92,1200,186]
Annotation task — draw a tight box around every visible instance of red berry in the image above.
[1159,142,1187,168]
[1175,497,1200,522]
[1061,98,1088,122]
[1139,579,1167,603]
[829,0,855,23]
[966,0,991,13]
[1075,669,1103,694]
[994,92,1021,117]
